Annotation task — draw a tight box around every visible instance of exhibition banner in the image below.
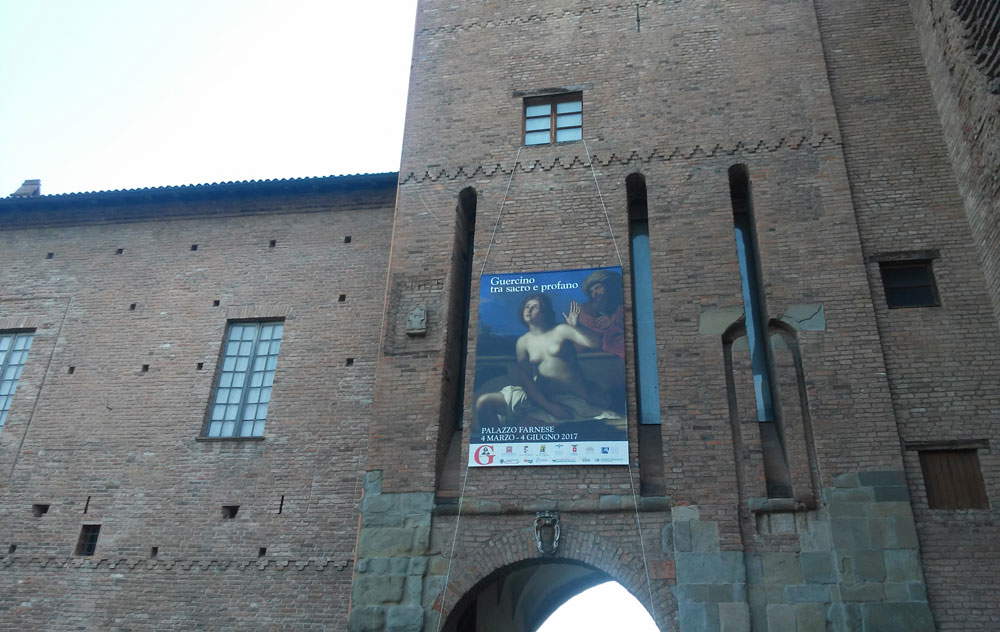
[469,266,629,466]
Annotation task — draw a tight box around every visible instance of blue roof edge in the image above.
[0,172,399,208]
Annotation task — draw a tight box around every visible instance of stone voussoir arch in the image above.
[435,521,666,630]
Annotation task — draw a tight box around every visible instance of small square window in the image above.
[524,93,582,146]
[202,321,283,438]
[919,449,989,509]
[879,261,940,308]
[75,524,101,556]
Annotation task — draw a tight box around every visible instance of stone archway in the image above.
[441,558,644,632]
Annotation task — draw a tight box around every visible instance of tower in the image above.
[354,1,1000,630]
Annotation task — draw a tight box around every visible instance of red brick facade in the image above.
[0,1,997,630]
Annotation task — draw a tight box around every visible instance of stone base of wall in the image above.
[669,471,934,632]
[351,471,441,632]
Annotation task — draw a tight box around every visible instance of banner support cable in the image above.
[438,145,522,632]
[584,137,657,621]
[582,138,625,269]
[479,146,523,277]
[436,463,472,632]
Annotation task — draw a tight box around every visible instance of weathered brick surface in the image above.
[811,1,1000,628]
[0,179,394,629]
[377,0,998,629]
[909,0,1000,326]
[0,0,997,630]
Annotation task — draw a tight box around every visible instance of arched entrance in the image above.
[442,559,655,632]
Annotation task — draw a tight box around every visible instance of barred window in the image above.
[524,94,582,145]
[0,331,33,427]
[204,321,283,438]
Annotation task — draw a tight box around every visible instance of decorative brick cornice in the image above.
[0,556,352,572]
[951,0,1000,93]
[401,134,840,184]
[417,0,680,36]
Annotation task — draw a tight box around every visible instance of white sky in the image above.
[537,581,660,632]
[0,1,418,196]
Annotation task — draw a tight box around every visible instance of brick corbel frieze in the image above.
[400,134,842,185]
[0,556,352,572]
[416,0,684,36]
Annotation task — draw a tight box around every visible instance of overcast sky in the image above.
[0,1,418,196]
[537,581,659,632]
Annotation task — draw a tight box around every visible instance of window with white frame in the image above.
[0,331,33,427]
[203,321,283,438]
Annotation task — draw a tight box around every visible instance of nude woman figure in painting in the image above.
[475,293,622,425]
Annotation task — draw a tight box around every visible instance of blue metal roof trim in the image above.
[0,172,400,208]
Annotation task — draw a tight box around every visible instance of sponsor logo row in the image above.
[470,442,628,466]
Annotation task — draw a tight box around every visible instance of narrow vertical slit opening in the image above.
[451,187,477,431]
[626,173,665,496]
[436,187,477,496]
[729,164,790,498]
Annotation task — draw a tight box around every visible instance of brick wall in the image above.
[0,179,394,629]
[0,0,997,629]
[367,0,971,629]
[812,0,1000,628]
[910,0,1000,327]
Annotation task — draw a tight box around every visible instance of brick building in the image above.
[0,1,997,630]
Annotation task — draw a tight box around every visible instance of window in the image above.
[626,174,662,426]
[524,94,582,145]
[203,321,283,438]
[919,449,989,509]
[879,261,940,308]
[626,173,666,496]
[729,165,775,422]
[0,331,33,427]
[75,524,101,556]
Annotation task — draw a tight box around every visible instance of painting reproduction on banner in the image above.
[469,266,629,466]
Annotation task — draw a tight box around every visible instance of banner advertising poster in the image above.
[469,266,629,466]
